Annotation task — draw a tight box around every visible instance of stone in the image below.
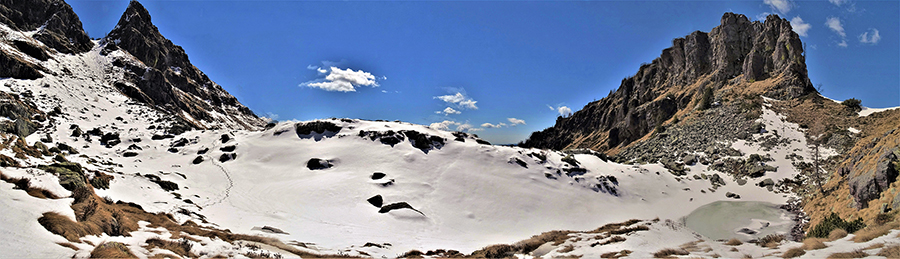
[306,158,332,170]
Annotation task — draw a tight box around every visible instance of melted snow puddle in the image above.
[682,201,794,241]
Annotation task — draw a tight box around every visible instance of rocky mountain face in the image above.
[521,13,814,153]
[103,0,265,131]
[0,0,93,79]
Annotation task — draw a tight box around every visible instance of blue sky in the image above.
[68,0,898,144]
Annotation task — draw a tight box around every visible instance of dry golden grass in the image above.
[757,234,784,248]
[0,172,60,199]
[600,250,632,258]
[829,228,848,241]
[57,242,79,251]
[145,238,194,258]
[865,243,885,249]
[653,248,689,258]
[827,250,868,259]
[725,238,743,246]
[800,238,827,250]
[877,244,900,258]
[38,211,99,242]
[782,248,805,258]
[558,245,575,253]
[514,230,573,253]
[852,222,899,242]
[90,242,136,258]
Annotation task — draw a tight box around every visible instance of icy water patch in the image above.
[683,201,794,241]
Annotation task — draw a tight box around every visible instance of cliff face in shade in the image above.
[104,0,265,131]
[521,13,815,152]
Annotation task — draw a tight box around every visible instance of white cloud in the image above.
[825,17,845,37]
[828,0,846,6]
[755,12,773,21]
[547,105,573,117]
[429,120,482,132]
[790,16,811,37]
[859,29,881,44]
[481,123,502,128]
[429,120,457,131]
[838,39,848,47]
[434,92,478,110]
[439,107,461,115]
[302,67,380,92]
[507,118,525,126]
[764,0,792,14]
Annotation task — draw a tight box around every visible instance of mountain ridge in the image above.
[521,13,814,153]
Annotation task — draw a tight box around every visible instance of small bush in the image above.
[874,213,894,226]
[90,242,136,258]
[561,155,579,166]
[725,238,743,246]
[653,248,689,258]
[877,245,900,258]
[842,98,862,112]
[827,249,867,258]
[698,86,714,110]
[783,248,805,258]
[800,238,827,250]
[808,213,865,238]
[90,172,113,190]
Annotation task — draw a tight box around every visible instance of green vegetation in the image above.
[808,213,866,238]
[842,98,862,112]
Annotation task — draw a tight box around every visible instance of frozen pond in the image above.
[683,200,794,241]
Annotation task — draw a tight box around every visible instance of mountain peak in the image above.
[104,0,265,131]
[521,12,814,152]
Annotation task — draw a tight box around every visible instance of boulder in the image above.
[306,158,332,170]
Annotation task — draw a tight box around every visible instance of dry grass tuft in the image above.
[90,242,136,258]
[800,238,827,250]
[514,230,573,253]
[653,248,689,258]
[827,249,868,258]
[470,244,516,258]
[57,242,79,251]
[851,222,899,243]
[877,244,900,258]
[38,211,99,242]
[600,250,632,258]
[865,243,885,249]
[757,234,784,248]
[591,236,626,247]
[782,248,805,258]
[145,238,194,258]
[558,245,575,253]
[828,228,848,241]
[0,172,60,199]
[725,238,743,246]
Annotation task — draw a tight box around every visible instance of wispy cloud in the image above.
[481,122,506,128]
[434,92,478,110]
[790,16,811,37]
[429,120,481,132]
[436,107,461,115]
[825,17,845,37]
[763,0,792,14]
[828,0,846,6]
[507,118,526,126]
[859,29,881,44]
[301,66,380,92]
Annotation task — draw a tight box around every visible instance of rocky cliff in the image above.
[521,13,814,152]
[103,0,265,131]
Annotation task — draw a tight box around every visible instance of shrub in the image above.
[874,213,894,225]
[725,238,743,246]
[783,248,805,258]
[698,86,714,110]
[842,98,862,112]
[90,242,136,258]
[561,155,579,167]
[653,248,688,258]
[90,172,113,190]
[808,213,865,238]
[800,238,827,250]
